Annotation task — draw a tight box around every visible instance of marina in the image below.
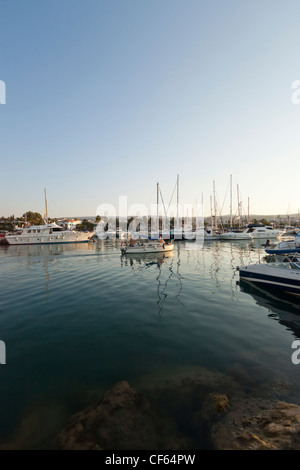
[2,0,300,453]
[0,237,300,449]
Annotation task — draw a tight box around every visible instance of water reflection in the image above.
[238,279,300,338]
[120,251,177,315]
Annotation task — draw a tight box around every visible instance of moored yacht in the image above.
[5,223,94,245]
[220,229,252,240]
[245,223,285,239]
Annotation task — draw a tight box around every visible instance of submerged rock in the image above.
[3,365,299,450]
[57,368,300,450]
[213,394,230,413]
[57,381,188,450]
[211,400,300,450]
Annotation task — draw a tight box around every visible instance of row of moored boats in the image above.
[2,219,300,296]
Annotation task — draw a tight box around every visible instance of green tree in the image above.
[76,219,95,231]
[259,218,269,226]
[23,211,44,225]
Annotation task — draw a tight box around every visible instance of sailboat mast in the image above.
[237,184,240,227]
[213,180,217,230]
[176,174,179,229]
[157,182,159,233]
[44,188,48,224]
[248,197,250,224]
[230,175,232,227]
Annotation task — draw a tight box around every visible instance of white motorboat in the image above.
[244,224,285,239]
[283,226,300,236]
[220,229,252,240]
[5,223,94,245]
[121,240,174,255]
[237,262,300,295]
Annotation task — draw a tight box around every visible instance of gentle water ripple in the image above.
[0,240,300,445]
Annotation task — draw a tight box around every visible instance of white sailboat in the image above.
[204,182,223,240]
[171,174,183,240]
[219,176,252,240]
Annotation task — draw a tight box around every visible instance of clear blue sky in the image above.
[1,0,300,218]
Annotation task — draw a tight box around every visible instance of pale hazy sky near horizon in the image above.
[1,0,300,218]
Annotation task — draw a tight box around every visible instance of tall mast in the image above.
[213,180,217,229]
[176,174,179,228]
[248,197,250,224]
[230,175,232,227]
[237,184,240,227]
[157,182,159,233]
[44,188,48,224]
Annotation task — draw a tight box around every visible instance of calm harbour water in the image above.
[0,238,300,448]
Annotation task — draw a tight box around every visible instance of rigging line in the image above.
[219,179,230,217]
[167,181,177,214]
[215,192,225,229]
[145,186,156,208]
[159,188,169,221]
[47,193,63,217]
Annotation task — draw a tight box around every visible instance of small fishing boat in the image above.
[237,262,300,295]
[121,240,174,255]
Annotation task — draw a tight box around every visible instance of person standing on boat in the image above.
[159,236,166,249]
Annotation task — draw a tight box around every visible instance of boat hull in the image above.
[121,243,174,254]
[266,248,300,255]
[239,264,300,295]
[249,231,284,239]
[220,232,252,240]
[5,233,94,245]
